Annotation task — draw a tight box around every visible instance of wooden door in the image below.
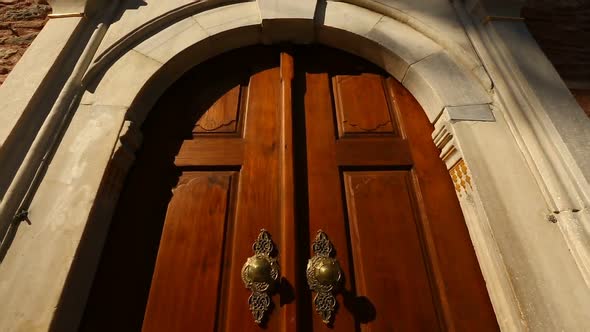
[80,46,498,332]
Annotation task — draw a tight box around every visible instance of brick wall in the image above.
[523,1,590,117]
[0,0,51,86]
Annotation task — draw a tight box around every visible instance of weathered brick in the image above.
[1,5,50,21]
[0,29,14,38]
[0,0,51,86]
[3,33,37,45]
[13,19,45,29]
[15,27,39,35]
[0,48,17,59]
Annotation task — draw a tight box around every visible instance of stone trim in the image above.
[82,1,492,123]
[432,107,526,331]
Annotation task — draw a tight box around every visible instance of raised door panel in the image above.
[194,85,243,135]
[332,74,398,138]
[142,172,235,332]
[343,171,441,331]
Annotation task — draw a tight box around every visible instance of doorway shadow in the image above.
[342,289,377,325]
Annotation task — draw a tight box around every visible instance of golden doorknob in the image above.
[244,256,273,283]
[241,229,279,324]
[307,230,343,324]
[314,257,342,286]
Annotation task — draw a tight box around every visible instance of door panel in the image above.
[332,74,398,137]
[142,172,235,332]
[300,51,443,331]
[194,85,242,134]
[80,46,498,332]
[343,171,440,331]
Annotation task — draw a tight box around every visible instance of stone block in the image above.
[95,0,195,58]
[367,16,441,79]
[134,16,208,64]
[323,1,383,37]
[319,2,442,81]
[193,2,261,36]
[0,17,81,149]
[403,51,492,122]
[445,104,495,122]
[0,104,127,332]
[87,49,162,108]
[261,19,314,44]
[257,0,317,20]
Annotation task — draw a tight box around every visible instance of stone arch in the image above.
[80,1,492,126]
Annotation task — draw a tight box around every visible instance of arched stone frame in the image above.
[75,1,522,330]
[4,0,590,331]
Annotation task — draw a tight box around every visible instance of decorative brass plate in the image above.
[307,230,343,324]
[241,229,280,324]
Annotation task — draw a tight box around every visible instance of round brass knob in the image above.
[306,230,343,324]
[241,229,280,324]
[245,256,273,283]
[314,257,342,286]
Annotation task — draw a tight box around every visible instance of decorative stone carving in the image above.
[450,159,472,196]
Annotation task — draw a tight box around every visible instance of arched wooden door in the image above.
[80,46,498,331]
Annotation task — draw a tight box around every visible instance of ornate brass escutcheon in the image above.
[307,230,343,324]
[241,229,280,324]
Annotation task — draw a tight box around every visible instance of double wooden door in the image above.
[80,46,498,331]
